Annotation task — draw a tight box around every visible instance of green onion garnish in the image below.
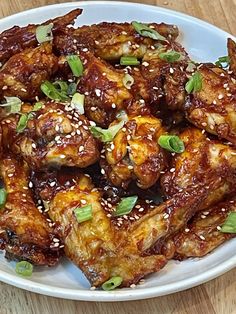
[113,196,138,217]
[16,114,29,133]
[0,97,22,114]
[102,276,123,291]
[132,21,166,41]
[66,55,84,77]
[53,80,69,94]
[0,188,7,209]
[32,102,43,111]
[215,56,229,68]
[36,23,53,44]
[220,212,236,233]
[116,110,128,122]
[123,74,134,89]
[67,82,77,96]
[90,120,124,143]
[15,261,33,277]
[41,81,70,101]
[120,56,140,66]
[185,71,202,94]
[159,50,182,63]
[158,135,185,153]
[71,92,85,115]
[74,205,93,223]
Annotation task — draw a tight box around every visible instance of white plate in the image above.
[0,1,236,302]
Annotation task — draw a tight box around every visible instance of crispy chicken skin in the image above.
[100,115,168,189]
[34,171,167,287]
[162,198,236,260]
[184,64,236,144]
[76,51,150,127]
[228,38,236,75]
[0,43,58,101]
[141,42,189,111]
[161,128,236,210]
[54,21,179,60]
[0,102,99,169]
[0,155,60,265]
[0,9,82,64]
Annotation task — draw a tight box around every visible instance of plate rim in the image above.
[0,0,235,302]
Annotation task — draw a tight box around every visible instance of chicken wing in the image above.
[0,43,58,101]
[184,64,236,145]
[162,198,236,260]
[0,8,82,64]
[161,127,236,210]
[0,155,60,265]
[0,101,99,169]
[228,38,236,75]
[33,170,167,287]
[100,115,168,189]
[54,21,179,60]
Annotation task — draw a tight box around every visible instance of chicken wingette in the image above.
[0,155,60,265]
[162,198,236,260]
[0,43,58,101]
[161,127,236,210]
[0,8,82,64]
[100,115,168,189]
[0,101,99,169]
[54,20,179,60]
[184,63,236,145]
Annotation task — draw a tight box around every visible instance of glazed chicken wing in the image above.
[161,127,236,210]
[34,170,167,287]
[162,198,236,260]
[0,43,58,101]
[0,101,99,169]
[54,21,179,60]
[0,155,60,265]
[100,115,168,189]
[184,64,236,145]
[0,8,82,64]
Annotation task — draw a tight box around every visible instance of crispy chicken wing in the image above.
[33,170,167,287]
[54,21,179,60]
[161,128,236,210]
[0,43,58,101]
[162,198,236,260]
[76,51,150,127]
[228,38,236,75]
[0,9,82,64]
[100,115,168,189]
[0,155,60,265]
[184,64,236,144]
[0,101,99,169]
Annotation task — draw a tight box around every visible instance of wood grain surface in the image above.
[0,0,236,313]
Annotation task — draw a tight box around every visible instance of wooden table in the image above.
[0,0,236,313]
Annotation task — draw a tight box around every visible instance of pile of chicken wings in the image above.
[0,8,236,289]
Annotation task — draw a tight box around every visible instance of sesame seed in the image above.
[81,199,87,205]
[55,135,61,141]
[101,168,105,175]
[79,145,84,152]
[21,88,27,92]
[82,48,88,52]
[221,208,226,212]
[2,85,8,90]
[66,134,72,139]
[153,86,159,90]
[127,135,131,140]
[139,99,145,104]
[218,94,224,100]
[170,168,175,173]
[122,127,127,132]
[83,125,89,130]
[203,211,209,215]
[185,228,190,232]
[90,286,96,290]
[111,103,116,109]
[91,107,97,111]
[130,284,136,288]
[8,173,13,177]
[170,68,174,74]
[199,235,205,240]
[53,242,60,247]
[50,182,56,187]
[110,143,115,150]
[217,226,222,231]
[128,165,133,170]
[53,238,60,243]
[142,62,149,67]
[223,83,228,88]
[95,89,101,97]
[163,213,169,219]
[201,215,206,219]
[32,143,37,149]
[60,154,66,159]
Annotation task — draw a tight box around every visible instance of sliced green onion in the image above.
[90,120,124,143]
[186,61,196,72]
[220,212,236,233]
[116,110,128,122]
[41,81,69,101]
[185,71,202,94]
[1,96,22,114]
[16,114,29,133]
[32,102,43,112]
[215,56,229,68]
[120,56,140,66]
[15,261,33,277]
[36,23,53,44]
[0,188,7,209]
[66,55,83,77]
[158,135,185,153]
[123,74,134,89]
[113,196,138,217]
[132,21,166,41]
[102,276,123,291]
[74,205,93,223]
[71,92,85,115]
[53,80,69,93]
[67,82,77,96]
[159,50,182,63]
